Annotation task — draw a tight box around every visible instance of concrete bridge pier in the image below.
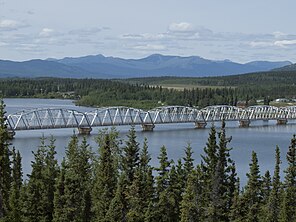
[142,124,155,132]
[277,118,288,125]
[78,127,92,135]
[195,121,207,129]
[239,119,250,127]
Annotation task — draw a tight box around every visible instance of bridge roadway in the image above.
[5,105,296,135]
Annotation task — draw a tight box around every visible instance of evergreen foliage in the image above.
[281,135,296,222]
[92,132,118,221]
[8,148,22,222]
[0,97,295,222]
[0,99,11,218]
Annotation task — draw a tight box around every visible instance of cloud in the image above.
[133,44,166,51]
[168,22,195,33]
[69,27,102,36]
[120,33,167,41]
[39,28,55,37]
[249,41,274,48]
[274,39,296,47]
[0,19,27,31]
[0,42,8,47]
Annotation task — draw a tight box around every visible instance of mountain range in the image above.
[0,54,293,78]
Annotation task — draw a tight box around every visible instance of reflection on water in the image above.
[4,98,296,185]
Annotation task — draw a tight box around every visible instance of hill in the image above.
[272,63,296,72]
[0,54,292,78]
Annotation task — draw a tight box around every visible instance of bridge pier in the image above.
[195,121,207,129]
[239,119,250,128]
[142,124,155,132]
[78,127,92,135]
[277,118,287,125]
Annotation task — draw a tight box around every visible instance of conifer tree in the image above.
[53,159,66,222]
[144,201,158,222]
[44,136,59,222]
[23,136,48,222]
[139,138,154,212]
[229,178,242,222]
[266,146,282,222]
[8,148,22,222]
[166,165,182,221]
[280,135,296,222]
[0,99,11,218]
[123,125,140,184]
[200,123,218,215]
[65,135,92,222]
[242,151,262,222]
[207,120,234,221]
[92,133,117,221]
[106,173,128,222]
[126,169,144,222]
[24,136,58,222]
[261,170,271,205]
[183,143,194,182]
[180,169,201,222]
[155,145,171,195]
[155,145,172,221]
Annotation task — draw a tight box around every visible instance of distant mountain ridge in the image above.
[272,63,296,72]
[0,54,292,78]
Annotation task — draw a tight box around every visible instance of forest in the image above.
[1,71,296,110]
[0,99,295,222]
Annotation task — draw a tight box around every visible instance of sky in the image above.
[0,0,296,63]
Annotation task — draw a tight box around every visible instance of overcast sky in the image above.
[0,0,295,62]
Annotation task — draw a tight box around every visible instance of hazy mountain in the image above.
[0,54,292,78]
[0,59,94,78]
[272,63,296,72]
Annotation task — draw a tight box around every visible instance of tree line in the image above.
[0,100,296,221]
[1,77,295,110]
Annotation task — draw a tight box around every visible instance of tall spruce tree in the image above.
[266,146,282,222]
[53,159,66,222]
[180,169,201,222]
[0,99,11,218]
[92,133,118,221]
[261,170,272,205]
[207,120,234,222]
[54,134,93,222]
[200,123,218,218]
[106,173,128,222]
[155,145,172,221]
[139,138,154,212]
[23,136,48,222]
[242,151,262,222]
[43,136,59,222]
[8,148,22,222]
[280,135,296,222]
[183,143,194,182]
[123,126,140,184]
[155,145,171,195]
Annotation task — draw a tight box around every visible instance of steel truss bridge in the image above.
[5,105,296,135]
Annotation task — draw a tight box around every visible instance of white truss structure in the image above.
[5,105,296,132]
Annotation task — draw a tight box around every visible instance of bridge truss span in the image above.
[86,106,201,126]
[200,105,245,122]
[7,108,91,131]
[5,105,296,135]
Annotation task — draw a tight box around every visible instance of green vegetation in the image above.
[1,70,296,109]
[1,100,296,222]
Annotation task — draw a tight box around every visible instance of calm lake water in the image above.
[4,98,295,185]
